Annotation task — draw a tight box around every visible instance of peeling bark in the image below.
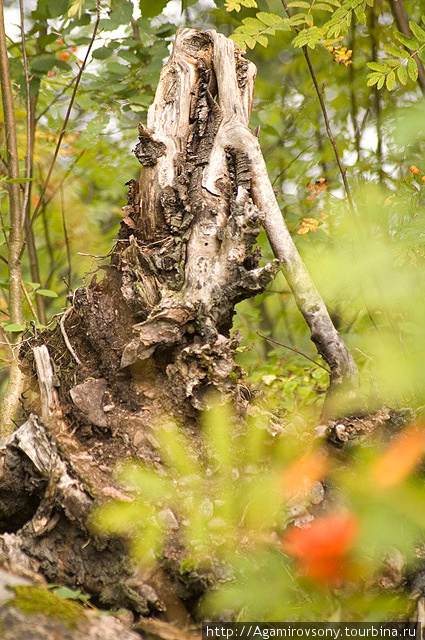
[0,28,357,632]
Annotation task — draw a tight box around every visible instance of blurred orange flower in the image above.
[372,424,425,489]
[281,513,358,584]
[280,450,328,499]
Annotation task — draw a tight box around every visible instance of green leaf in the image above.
[386,70,395,91]
[55,60,72,71]
[38,33,59,47]
[394,31,419,50]
[140,0,169,19]
[31,53,57,74]
[2,177,35,184]
[367,72,381,87]
[111,1,134,25]
[383,43,408,59]
[257,34,268,47]
[244,36,257,49]
[409,21,425,43]
[367,61,390,72]
[118,50,141,64]
[407,57,418,81]
[74,36,92,45]
[354,6,366,24]
[287,1,310,7]
[36,289,58,298]
[92,47,114,60]
[241,16,264,29]
[397,65,408,85]
[256,12,286,27]
[290,16,312,27]
[99,3,134,31]
[315,3,334,11]
[24,281,40,290]
[68,0,85,19]
[377,75,385,90]
[48,0,69,17]
[129,104,146,113]
[106,61,129,76]
[225,0,242,11]
[69,11,90,26]
[4,323,26,332]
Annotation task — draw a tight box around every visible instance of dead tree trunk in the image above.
[0,29,356,637]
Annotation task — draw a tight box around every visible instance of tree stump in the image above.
[0,29,355,637]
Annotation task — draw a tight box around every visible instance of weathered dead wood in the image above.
[0,27,359,633]
[0,566,142,640]
[203,31,358,399]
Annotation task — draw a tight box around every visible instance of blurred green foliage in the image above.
[93,402,425,621]
[2,0,425,622]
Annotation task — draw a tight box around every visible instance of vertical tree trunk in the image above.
[0,29,356,635]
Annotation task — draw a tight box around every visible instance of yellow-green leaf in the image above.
[407,57,418,81]
[257,34,268,47]
[409,21,425,43]
[397,65,408,85]
[68,0,85,19]
[354,6,366,24]
[367,61,391,72]
[4,323,26,332]
[287,1,310,7]
[367,72,381,87]
[256,12,286,26]
[36,289,58,298]
[386,70,395,91]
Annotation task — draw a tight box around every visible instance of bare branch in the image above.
[257,331,330,372]
[280,0,355,217]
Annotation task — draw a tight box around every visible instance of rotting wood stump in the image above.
[0,29,357,637]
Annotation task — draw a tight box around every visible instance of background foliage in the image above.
[2,0,425,623]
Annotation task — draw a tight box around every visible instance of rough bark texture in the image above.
[0,29,356,636]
